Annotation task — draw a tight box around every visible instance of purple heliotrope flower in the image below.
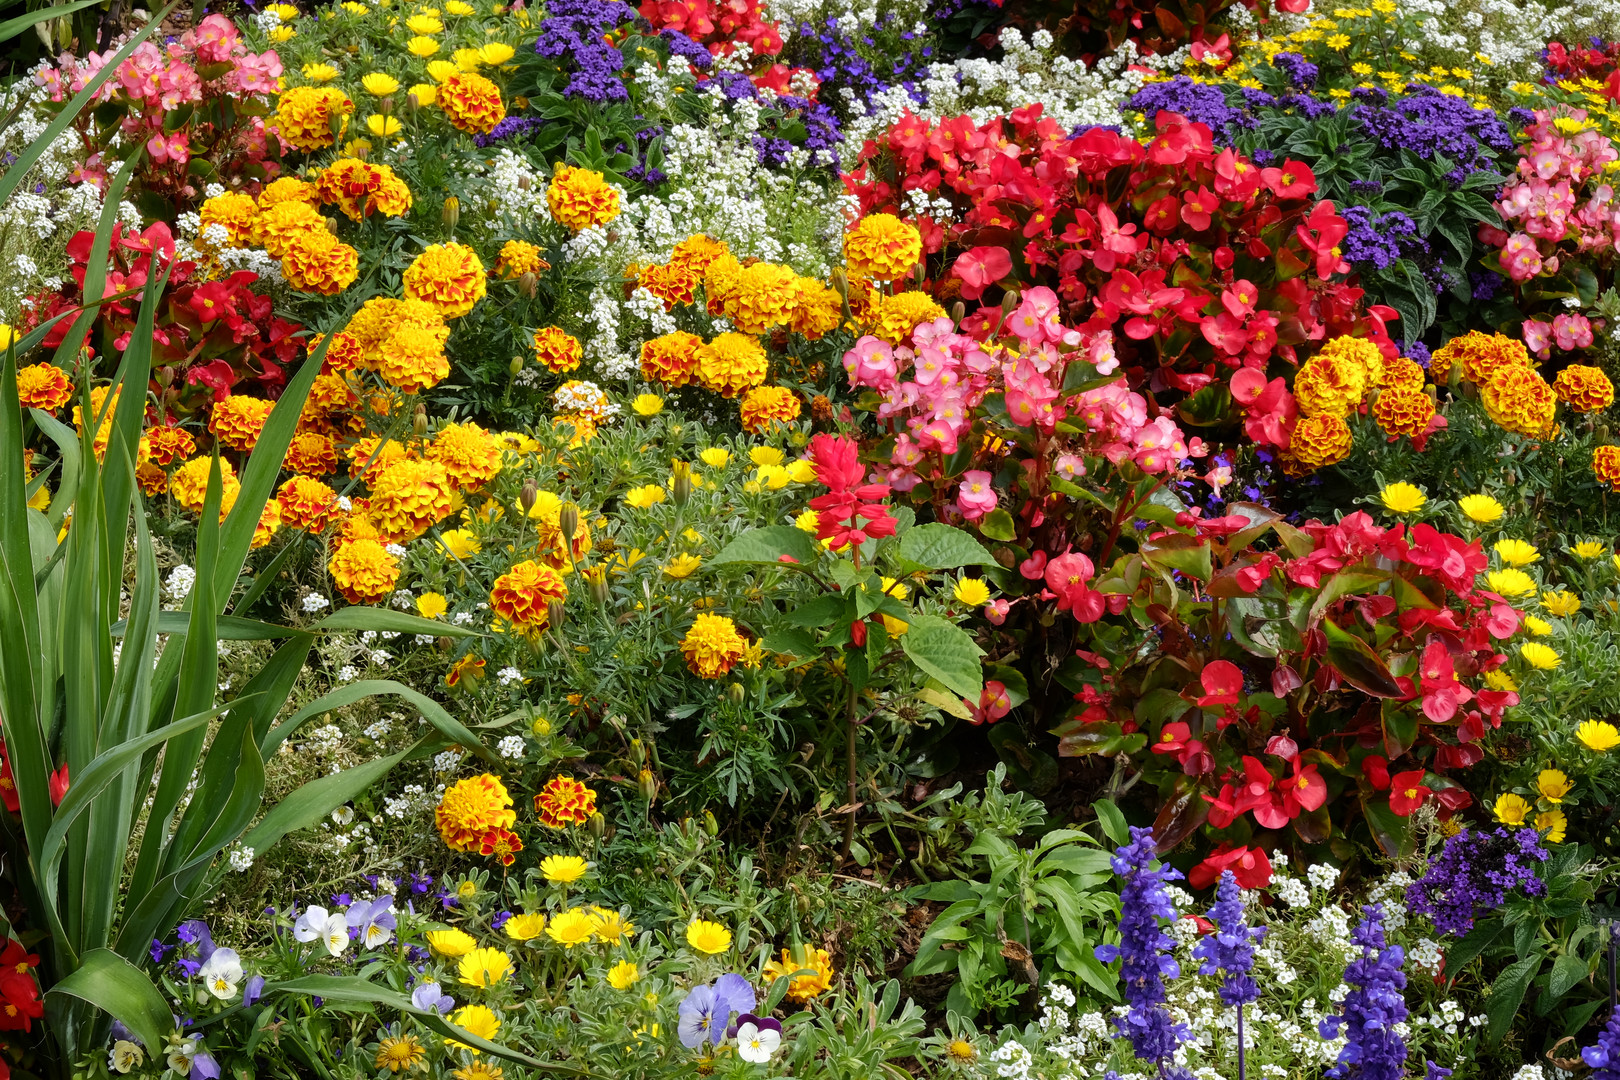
[1319,905,1408,1080]
[1405,827,1547,937]
[677,974,757,1048]
[1191,870,1263,1007]
[1094,826,1188,1065]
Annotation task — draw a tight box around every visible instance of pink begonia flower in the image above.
[147,132,190,165]
[956,471,998,520]
[190,13,242,65]
[984,599,1010,625]
[842,336,898,391]
[1054,453,1086,481]
[1553,311,1593,350]
[951,245,1012,301]
[233,51,284,96]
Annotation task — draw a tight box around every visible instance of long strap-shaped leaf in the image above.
[260,679,494,761]
[46,949,174,1056]
[241,735,434,855]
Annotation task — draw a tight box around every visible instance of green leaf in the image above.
[110,613,298,640]
[260,680,490,760]
[311,608,483,638]
[977,509,1017,542]
[711,525,821,566]
[1363,798,1416,859]
[242,741,420,855]
[899,614,984,700]
[897,523,997,569]
[1322,617,1401,697]
[1485,956,1540,1042]
[782,595,847,630]
[1141,533,1212,582]
[1092,798,1129,846]
[760,628,818,659]
[48,950,174,1054]
[1547,951,1587,998]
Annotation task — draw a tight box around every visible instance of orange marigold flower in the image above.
[428,420,503,490]
[344,296,405,350]
[679,613,748,678]
[843,213,922,281]
[286,430,339,475]
[1594,445,1620,491]
[534,774,597,828]
[209,394,275,452]
[702,251,744,317]
[669,233,728,274]
[790,277,843,340]
[1372,386,1436,441]
[274,86,354,151]
[198,191,260,247]
[546,163,620,232]
[1293,352,1367,418]
[639,330,703,387]
[1380,356,1425,393]
[1282,413,1353,476]
[436,773,516,852]
[316,157,413,220]
[723,261,799,335]
[489,559,568,633]
[377,324,451,393]
[1553,364,1614,413]
[16,363,74,411]
[695,332,768,398]
[140,425,197,467]
[135,462,168,497]
[446,652,486,689]
[872,291,946,346]
[739,385,801,433]
[1481,365,1557,437]
[328,537,400,604]
[168,456,240,512]
[1429,330,1531,385]
[494,239,546,279]
[531,326,582,373]
[256,200,328,259]
[278,474,340,532]
[403,242,487,319]
[281,229,360,295]
[348,436,415,482]
[337,503,381,544]
[638,261,702,308]
[314,330,368,374]
[308,371,361,415]
[438,69,506,134]
[221,488,282,549]
[368,458,456,542]
[256,176,321,209]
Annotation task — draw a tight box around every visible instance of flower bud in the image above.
[828,266,849,301]
[1001,288,1020,315]
[670,460,692,506]
[518,271,538,298]
[437,636,454,652]
[1426,384,1438,406]
[585,566,610,606]
[638,767,657,801]
[325,216,341,235]
[413,414,428,439]
[155,365,174,388]
[703,809,719,836]
[520,480,538,514]
[950,301,965,326]
[545,598,566,633]
[510,355,524,377]
[442,196,460,231]
[588,811,606,839]
[558,502,579,542]
[629,738,646,766]
[517,175,531,191]
[327,108,346,139]
[726,682,745,705]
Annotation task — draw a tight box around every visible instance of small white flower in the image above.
[497,735,526,760]
[331,805,355,826]
[227,844,254,873]
[337,665,358,682]
[736,1021,780,1063]
[497,666,523,686]
[302,593,331,612]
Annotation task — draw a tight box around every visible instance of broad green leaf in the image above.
[47,950,173,1054]
[110,613,298,640]
[899,614,984,700]
[1322,618,1401,698]
[242,742,419,855]
[711,525,821,567]
[977,508,1017,542]
[1092,798,1130,846]
[1141,533,1212,582]
[1547,951,1588,998]
[897,523,996,569]
[1485,956,1540,1042]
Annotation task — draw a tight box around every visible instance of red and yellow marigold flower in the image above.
[281,229,360,295]
[489,560,568,633]
[328,537,400,604]
[1553,364,1614,413]
[403,243,487,319]
[739,385,801,433]
[695,333,767,398]
[274,86,354,151]
[436,773,516,852]
[639,330,703,387]
[16,363,74,411]
[531,326,583,373]
[546,164,620,232]
[278,475,340,532]
[437,70,506,134]
[209,394,274,452]
[1283,414,1353,475]
[427,420,503,490]
[534,775,597,828]
[367,458,456,542]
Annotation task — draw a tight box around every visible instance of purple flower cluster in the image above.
[660,28,713,70]
[1191,870,1264,1007]
[797,15,927,112]
[1094,826,1188,1065]
[1353,86,1515,175]
[1341,205,1427,271]
[1127,76,1253,142]
[1271,52,1319,90]
[1318,905,1409,1080]
[1404,826,1548,937]
[474,116,545,147]
[532,0,637,102]
[1584,1005,1620,1079]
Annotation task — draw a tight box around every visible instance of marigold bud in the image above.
[325,216,341,235]
[443,196,460,231]
[629,738,645,766]
[726,682,745,705]
[518,271,538,298]
[638,768,657,801]
[545,598,566,634]
[671,460,692,506]
[510,355,524,377]
[585,566,609,606]
[588,811,606,839]
[558,502,579,543]
[412,410,428,438]
[950,300,965,325]
[519,479,538,514]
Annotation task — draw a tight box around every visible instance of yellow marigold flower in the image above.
[872,291,946,346]
[268,25,295,43]
[453,46,485,70]
[427,929,479,957]
[1378,482,1425,514]
[167,456,236,513]
[754,464,791,490]
[255,200,326,259]
[747,446,783,468]
[458,947,513,988]
[446,1004,499,1050]
[843,213,922,281]
[274,86,353,151]
[404,242,488,319]
[640,330,703,387]
[545,908,596,947]
[739,386,801,434]
[408,12,444,31]
[1485,568,1536,597]
[1577,719,1620,752]
[724,261,799,334]
[531,326,583,373]
[547,163,621,232]
[695,332,767,398]
[954,578,991,606]
[489,560,568,632]
[606,960,640,990]
[198,191,260,248]
[302,62,340,82]
[428,420,503,490]
[680,614,748,678]
[1483,668,1518,693]
[281,230,360,295]
[762,947,835,1003]
[438,69,505,134]
[621,484,665,510]
[1457,494,1504,524]
[1294,351,1368,418]
[1572,540,1607,559]
[1536,808,1567,843]
[664,553,703,579]
[1519,641,1560,669]
[1494,539,1540,567]
[685,918,732,954]
[362,72,401,96]
[1282,414,1353,475]
[436,773,516,851]
[1522,615,1552,636]
[505,913,546,941]
[407,34,440,55]
[417,592,449,619]
[329,538,400,604]
[1480,364,1557,438]
[1553,364,1614,413]
[1541,591,1579,617]
[1536,768,1571,803]
[369,458,456,542]
[493,239,544,279]
[700,447,730,468]
[790,277,843,339]
[1492,792,1532,826]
